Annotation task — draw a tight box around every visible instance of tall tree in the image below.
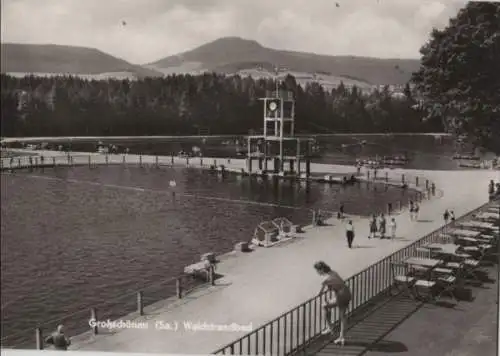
[412,2,500,153]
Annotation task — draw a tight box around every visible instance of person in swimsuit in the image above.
[314,261,351,346]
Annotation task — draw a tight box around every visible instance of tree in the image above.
[412,2,500,153]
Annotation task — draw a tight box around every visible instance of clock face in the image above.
[269,101,278,111]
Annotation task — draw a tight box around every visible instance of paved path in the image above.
[3,149,498,354]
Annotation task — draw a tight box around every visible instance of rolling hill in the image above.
[0,43,163,79]
[1,38,421,88]
[147,37,421,86]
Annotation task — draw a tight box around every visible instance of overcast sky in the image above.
[1,0,466,64]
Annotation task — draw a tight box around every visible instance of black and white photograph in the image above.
[1,0,499,355]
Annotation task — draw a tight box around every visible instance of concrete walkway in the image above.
[3,150,498,354]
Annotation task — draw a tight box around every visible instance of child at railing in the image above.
[45,324,71,350]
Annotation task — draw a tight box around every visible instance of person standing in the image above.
[409,201,415,221]
[450,210,455,221]
[443,209,450,224]
[414,203,420,221]
[45,324,71,350]
[379,214,387,239]
[315,261,351,346]
[369,215,378,239]
[389,218,397,239]
[489,180,495,195]
[339,203,345,219]
[345,220,355,248]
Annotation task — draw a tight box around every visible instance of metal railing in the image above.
[212,198,498,356]
[1,264,217,349]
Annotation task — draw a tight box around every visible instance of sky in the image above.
[1,0,467,64]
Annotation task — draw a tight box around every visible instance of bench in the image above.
[184,260,211,279]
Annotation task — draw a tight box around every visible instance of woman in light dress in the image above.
[389,217,397,239]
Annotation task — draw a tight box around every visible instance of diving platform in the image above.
[246,89,314,176]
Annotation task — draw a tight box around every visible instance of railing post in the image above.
[67,155,70,165]
[186,157,189,166]
[415,176,419,186]
[90,308,98,335]
[36,327,43,350]
[214,159,217,166]
[139,155,142,167]
[122,155,126,165]
[171,155,174,166]
[176,278,182,299]
[367,170,370,180]
[401,174,405,184]
[312,210,317,226]
[200,158,203,166]
[88,155,91,167]
[105,154,109,165]
[385,171,388,182]
[137,291,144,316]
[17,158,21,168]
[155,155,159,168]
[52,157,56,166]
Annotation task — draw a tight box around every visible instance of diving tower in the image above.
[245,89,314,177]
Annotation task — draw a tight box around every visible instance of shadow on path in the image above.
[303,293,423,356]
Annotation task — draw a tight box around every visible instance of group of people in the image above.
[369,214,397,240]
[343,213,397,248]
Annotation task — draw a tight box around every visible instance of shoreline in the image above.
[0,132,452,144]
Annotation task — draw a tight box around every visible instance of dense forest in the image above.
[0,73,443,137]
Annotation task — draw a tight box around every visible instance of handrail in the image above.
[211,197,498,355]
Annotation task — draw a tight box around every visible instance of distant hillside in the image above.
[148,37,420,86]
[0,43,163,79]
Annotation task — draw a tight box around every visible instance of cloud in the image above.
[1,0,467,64]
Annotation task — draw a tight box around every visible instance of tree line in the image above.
[0,73,442,138]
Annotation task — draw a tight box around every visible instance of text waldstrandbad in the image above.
[88,319,253,332]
